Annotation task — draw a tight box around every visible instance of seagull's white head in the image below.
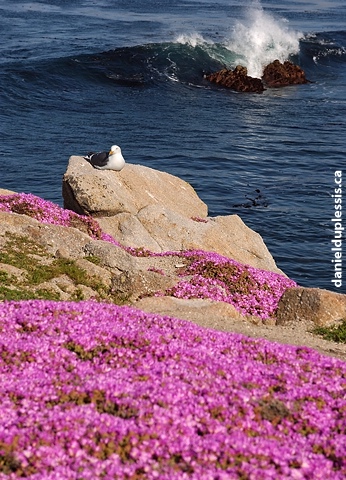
[109,145,121,155]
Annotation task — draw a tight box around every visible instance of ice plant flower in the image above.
[0,193,297,319]
[0,193,121,246]
[0,300,345,479]
[159,250,297,319]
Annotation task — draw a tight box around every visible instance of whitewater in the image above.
[174,2,302,79]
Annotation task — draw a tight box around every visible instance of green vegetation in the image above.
[0,234,109,302]
[84,255,102,266]
[313,320,346,344]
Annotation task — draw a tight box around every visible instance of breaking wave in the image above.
[226,3,302,77]
[4,2,344,97]
[172,2,304,79]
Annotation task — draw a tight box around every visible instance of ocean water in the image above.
[0,0,345,292]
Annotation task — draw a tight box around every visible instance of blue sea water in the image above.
[0,0,345,292]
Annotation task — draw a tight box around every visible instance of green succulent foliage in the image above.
[0,234,107,302]
[313,320,346,344]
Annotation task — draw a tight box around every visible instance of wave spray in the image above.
[227,0,302,78]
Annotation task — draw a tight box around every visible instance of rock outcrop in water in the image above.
[204,65,265,93]
[262,60,310,87]
[205,60,310,93]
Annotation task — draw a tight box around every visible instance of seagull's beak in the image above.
[109,150,114,155]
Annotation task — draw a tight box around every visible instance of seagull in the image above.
[84,145,125,171]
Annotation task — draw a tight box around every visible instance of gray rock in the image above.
[63,156,283,274]
[63,156,207,218]
[0,188,16,196]
[134,296,262,329]
[276,287,346,327]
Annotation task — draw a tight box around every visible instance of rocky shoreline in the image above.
[1,158,346,360]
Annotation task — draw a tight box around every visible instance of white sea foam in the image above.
[175,32,209,47]
[226,3,302,78]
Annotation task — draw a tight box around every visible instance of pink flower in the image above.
[0,193,297,319]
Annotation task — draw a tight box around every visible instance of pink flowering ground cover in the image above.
[1,194,346,478]
[0,193,297,319]
[0,193,120,247]
[159,250,296,319]
[0,300,346,479]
